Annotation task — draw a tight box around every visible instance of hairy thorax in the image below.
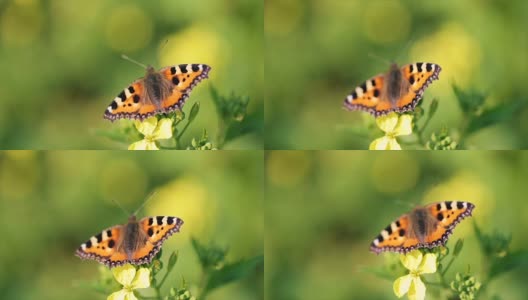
[383,63,410,106]
[143,66,173,107]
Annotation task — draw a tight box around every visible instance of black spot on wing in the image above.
[416,63,423,72]
[457,202,464,209]
[107,230,112,238]
[95,233,103,243]
[133,95,140,103]
[371,79,376,87]
[351,91,357,99]
[110,101,118,110]
[436,203,442,211]
[148,218,154,226]
[128,86,135,94]
[192,64,200,72]
[118,91,126,101]
[172,77,180,85]
[85,240,92,248]
[399,229,405,237]
[437,213,444,221]
[373,89,380,97]
[426,63,433,72]
[409,75,415,84]
[167,217,174,225]
[170,66,177,75]
[445,201,453,210]
[360,82,367,92]
[384,224,393,235]
[147,228,154,237]
[409,64,414,73]
[156,216,164,225]
[180,65,188,73]
[395,220,401,227]
[108,239,115,248]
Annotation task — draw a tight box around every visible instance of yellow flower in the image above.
[108,264,150,300]
[369,113,413,150]
[393,250,437,300]
[128,117,173,150]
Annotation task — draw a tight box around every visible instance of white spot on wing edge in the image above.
[355,87,364,97]
[373,239,379,246]
[90,236,98,245]
[124,88,131,98]
[381,230,389,239]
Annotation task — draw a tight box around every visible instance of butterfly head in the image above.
[128,215,138,223]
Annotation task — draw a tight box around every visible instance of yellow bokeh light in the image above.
[160,26,223,72]
[410,22,481,87]
[147,177,215,239]
[1,0,43,48]
[423,170,493,223]
[363,0,410,44]
[265,0,303,37]
[370,153,420,194]
[105,5,152,52]
[267,151,312,187]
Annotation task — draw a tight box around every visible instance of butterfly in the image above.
[344,62,441,117]
[104,63,211,121]
[370,201,474,254]
[76,215,184,267]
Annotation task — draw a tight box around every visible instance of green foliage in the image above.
[79,239,261,300]
[368,222,528,299]
[209,86,261,148]
[97,86,258,149]
[191,238,264,298]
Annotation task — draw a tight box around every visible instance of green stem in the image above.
[196,271,210,300]
[176,117,195,141]
[216,120,227,149]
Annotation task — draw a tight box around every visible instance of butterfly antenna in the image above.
[367,52,391,65]
[110,198,132,218]
[133,190,158,216]
[397,38,416,62]
[121,54,147,69]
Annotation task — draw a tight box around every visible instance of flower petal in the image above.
[130,268,151,289]
[145,141,159,150]
[128,140,149,150]
[151,118,173,140]
[400,250,423,271]
[387,137,402,150]
[393,114,413,136]
[418,253,437,274]
[107,290,129,300]
[393,274,413,298]
[112,264,136,286]
[369,136,390,150]
[376,112,399,133]
[134,117,158,136]
[408,277,426,300]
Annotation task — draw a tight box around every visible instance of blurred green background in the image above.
[266,151,528,299]
[265,0,528,149]
[0,0,263,149]
[0,151,263,299]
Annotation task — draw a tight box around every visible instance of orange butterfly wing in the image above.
[128,216,184,264]
[344,74,389,116]
[76,226,128,267]
[424,201,475,245]
[370,214,419,254]
[396,62,441,111]
[160,64,211,93]
[155,64,211,112]
[104,80,146,121]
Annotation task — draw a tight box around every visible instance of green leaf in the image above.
[452,84,486,114]
[191,238,227,270]
[203,255,263,295]
[188,102,200,123]
[464,100,524,135]
[453,239,464,256]
[489,250,528,279]
[168,251,179,270]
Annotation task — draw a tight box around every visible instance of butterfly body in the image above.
[344,62,441,117]
[370,201,474,254]
[76,215,183,267]
[104,63,211,121]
